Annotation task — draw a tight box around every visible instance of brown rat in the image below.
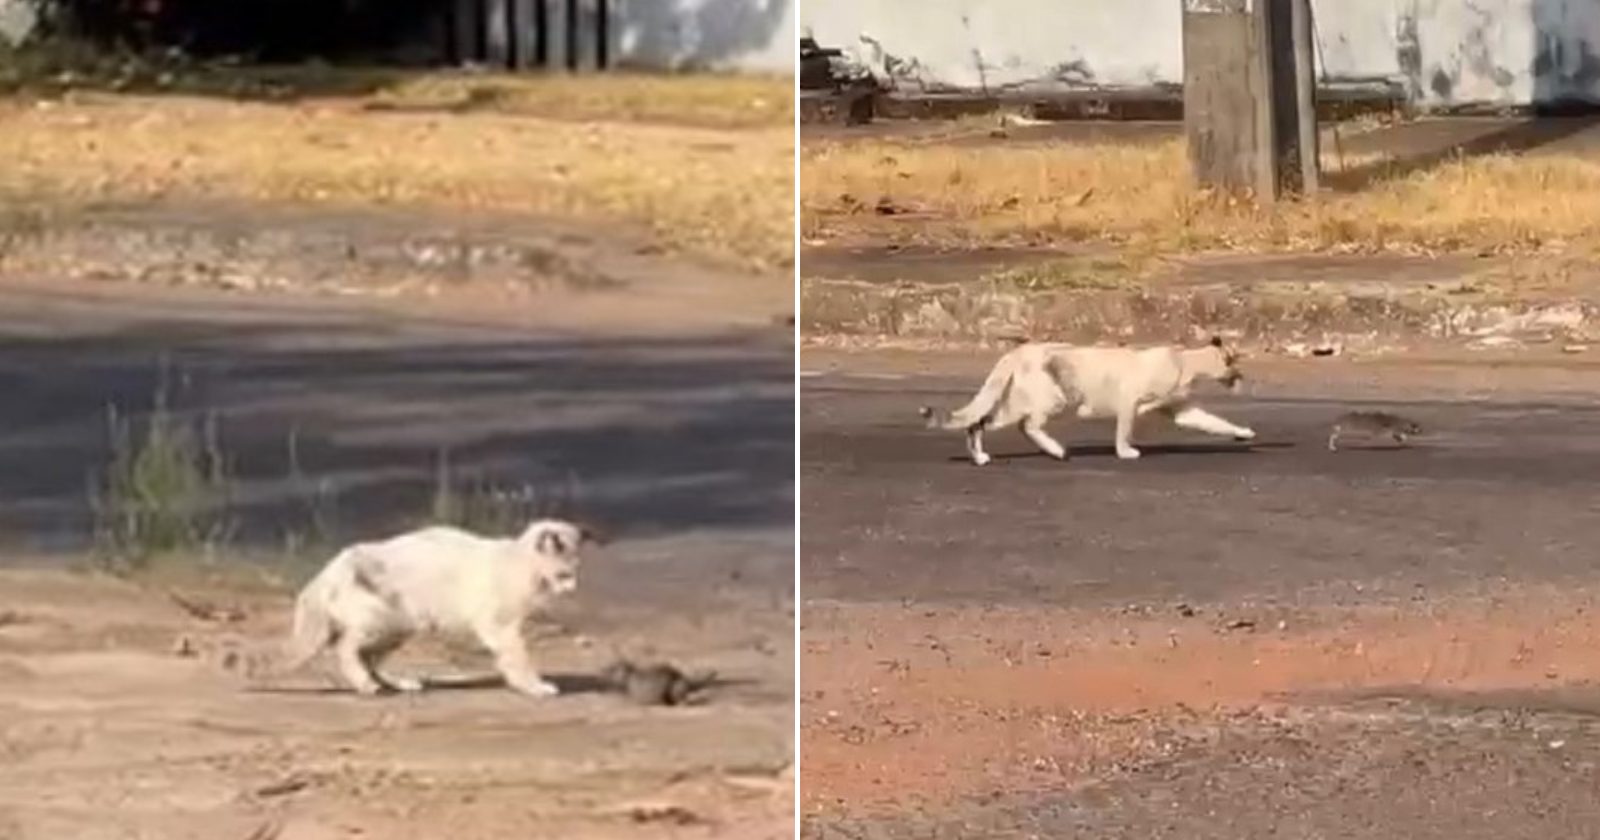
[1329,411,1424,451]
[600,659,716,707]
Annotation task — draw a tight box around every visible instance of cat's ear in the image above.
[579,522,610,546]
[536,529,569,556]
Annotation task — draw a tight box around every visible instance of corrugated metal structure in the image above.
[0,0,795,73]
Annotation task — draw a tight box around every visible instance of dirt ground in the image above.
[0,562,792,840]
[800,349,1600,838]
[804,595,1600,808]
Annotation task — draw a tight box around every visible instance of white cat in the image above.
[283,519,602,697]
[920,337,1255,464]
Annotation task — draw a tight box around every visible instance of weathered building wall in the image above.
[612,0,793,72]
[803,0,1600,107]
[805,0,1181,92]
[0,0,36,46]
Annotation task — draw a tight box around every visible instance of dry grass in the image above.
[367,71,792,130]
[0,43,793,130]
[0,74,793,271]
[801,136,1600,259]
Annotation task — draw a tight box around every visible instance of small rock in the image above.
[1562,344,1589,354]
[1550,739,1567,749]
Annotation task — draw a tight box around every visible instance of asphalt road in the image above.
[801,364,1600,840]
[0,283,795,612]
[802,371,1600,609]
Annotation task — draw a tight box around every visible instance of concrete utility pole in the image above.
[1182,0,1318,202]
[1290,0,1318,191]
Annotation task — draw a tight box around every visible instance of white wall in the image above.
[805,0,1181,91]
[803,0,1600,107]
[0,0,36,46]
[613,0,794,73]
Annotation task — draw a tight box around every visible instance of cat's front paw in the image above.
[511,677,560,699]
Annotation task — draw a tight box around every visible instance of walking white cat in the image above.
[283,518,603,697]
[920,337,1255,464]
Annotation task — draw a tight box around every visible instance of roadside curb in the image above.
[800,275,1597,353]
[798,85,1404,126]
[0,199,794,331]
[0,198,791,301]
[0,200,642,297]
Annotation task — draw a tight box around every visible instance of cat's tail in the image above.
[279,555,342,673]
[919,353,1017,430]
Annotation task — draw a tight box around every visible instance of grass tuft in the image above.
[89,378,232,572]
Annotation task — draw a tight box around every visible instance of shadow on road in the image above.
[1327,115,1600,192]
[0,310,793,557]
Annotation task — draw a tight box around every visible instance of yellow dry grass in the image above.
[0,76,793,272]
[801,137,1600,258]
[369,71,793,129]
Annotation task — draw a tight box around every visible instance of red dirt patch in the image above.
[801,589,1600,816]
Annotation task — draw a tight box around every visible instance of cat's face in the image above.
[1206,336,1245,391]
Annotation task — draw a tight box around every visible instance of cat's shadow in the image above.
[244,670,612,696]
[950,440,1295,463]
[247,670,757,697]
